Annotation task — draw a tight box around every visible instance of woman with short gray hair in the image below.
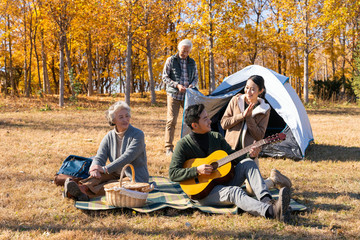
[106,101,131,126]
[64,101,149,201]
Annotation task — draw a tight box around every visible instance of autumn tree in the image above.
[288,0,328,103]
[0,0,18,96]
[181,0,228,93]
[45,0,76,106]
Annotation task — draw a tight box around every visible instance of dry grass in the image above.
[0,92,359,239]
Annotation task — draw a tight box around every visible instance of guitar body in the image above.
[178,133,286,200]
[180,150,234,200]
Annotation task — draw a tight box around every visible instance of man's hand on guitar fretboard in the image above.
[249,140,261,158]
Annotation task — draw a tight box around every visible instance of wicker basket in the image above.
[104,164,153,208]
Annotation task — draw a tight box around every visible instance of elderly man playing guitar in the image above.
[169,103,291,221]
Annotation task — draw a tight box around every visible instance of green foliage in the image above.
[352,46,360,102]
[69,71,82,103]
[39,104,52,111]
[76,106,85,110]
[37,90,44,98]
[312,76,356,102]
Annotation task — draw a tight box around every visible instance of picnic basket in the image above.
[104,164,153,208]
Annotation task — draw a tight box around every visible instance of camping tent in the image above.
[181,65,314,160]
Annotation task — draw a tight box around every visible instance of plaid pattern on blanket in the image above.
[75,176,307,214]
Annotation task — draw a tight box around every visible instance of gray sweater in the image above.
[91,124,149,183]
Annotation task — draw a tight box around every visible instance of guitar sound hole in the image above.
[210,162,218,170]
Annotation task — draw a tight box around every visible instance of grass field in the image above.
[0,92,359,239]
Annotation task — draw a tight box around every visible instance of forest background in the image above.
[1,0,360,239]
[1,0,360,105]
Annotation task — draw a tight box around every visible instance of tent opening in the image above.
[264,105,287,138]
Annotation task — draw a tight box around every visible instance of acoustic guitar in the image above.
[180,133,286,200]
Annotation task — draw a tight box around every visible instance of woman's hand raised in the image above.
[243,102,255,118]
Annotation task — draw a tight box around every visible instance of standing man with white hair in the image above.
[162,39,199,155]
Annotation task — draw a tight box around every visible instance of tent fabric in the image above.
[181,65,314,159]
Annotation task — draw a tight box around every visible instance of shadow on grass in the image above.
[294,190,359,212]
[80,206,328,231]
[0,92,168,112]
[307,108,360,116]
[0,213,337,239]
[0,116,165,133]
[0,120,108,132]
[305,144,360,162]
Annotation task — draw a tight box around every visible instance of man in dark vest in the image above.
[162,39,199,155]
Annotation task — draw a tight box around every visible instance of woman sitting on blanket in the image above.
[64,101,149,201]
[220,75,292,195]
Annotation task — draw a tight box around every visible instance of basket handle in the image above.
[119,164,135,187]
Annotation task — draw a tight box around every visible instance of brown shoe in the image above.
[269,169,292,189]
[272,187,291,221]
[64,178,89,201]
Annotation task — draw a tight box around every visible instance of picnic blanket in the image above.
[75,176,307,214]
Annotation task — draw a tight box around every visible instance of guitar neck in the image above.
[217,139,266,167]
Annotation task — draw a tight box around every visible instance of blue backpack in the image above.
[57,155,93,179]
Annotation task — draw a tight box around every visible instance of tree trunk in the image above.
[325,57,328,80]
[198,52,203,89]
[227,59,230,77]
[340,30,346,78]
[23,3,29,97]
[4,54,7,96]
[40,31,50,94]
[278,52,282,74]
[25,2,34,97]
[105,50,111,94]
[34,34,41,91]
[51,56,58,93]
[59,34,65,107]
[27,32,33,97]
[87,33,93,96]
[283,53,287,76]
[118,50,122,93]
[209,48,215,93]
[203,57,207,89]
[64,34,75,97]
[303,9,310,104]
[125,26,132,106]
[95,47,101,93]
[303,49,309,103]
[7,15,15,96]
[146,37,156,104]
[139,65,144,96]
[208,1,215,93]
[330,37,336,77]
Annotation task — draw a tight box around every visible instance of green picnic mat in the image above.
[75,176,307,214]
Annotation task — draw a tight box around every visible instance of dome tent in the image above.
[180,65,314,160]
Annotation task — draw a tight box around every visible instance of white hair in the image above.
[106,101,131,126]
[178,39,193,51]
